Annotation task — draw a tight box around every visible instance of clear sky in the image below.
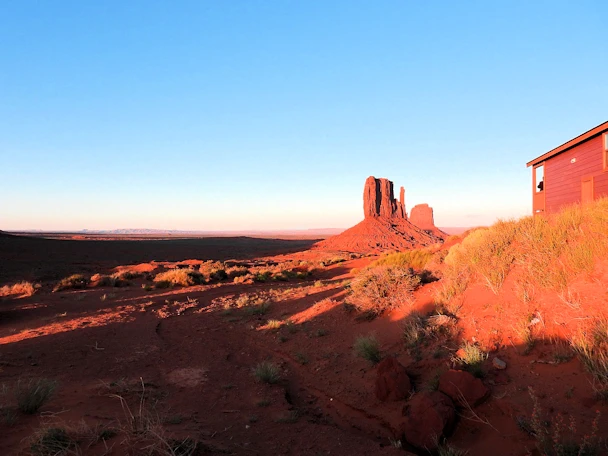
[1,1,607,231]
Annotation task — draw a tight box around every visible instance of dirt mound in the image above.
[315,216,442,253]
[315,176,444,253]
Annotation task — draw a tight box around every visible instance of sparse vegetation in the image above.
[354,334,382,364]
[294,352,308,365]
[253,361,281,384]
[372,248,434,270]
[153,269,205,287]
[245,301,271,316]
[15,378,57,414]
[439,198,608,301]
[30,427,76,456]
[350,265,421,315]
[265,319,282,330]
[528,387,601,456]
[0,281,36,297]
[453,342,487,378]
[570,318,608,386]
[53,274,89,292]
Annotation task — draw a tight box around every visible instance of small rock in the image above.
[492,357,507,370]
[375,357,411,401]
[400,391,455,451]
[438,369,489,408]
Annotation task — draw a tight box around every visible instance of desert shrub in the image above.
[30,427,76,456]
[402,312,428,349]
[53,274,88,292]
[210,269,228,281]
[528,387,600,456]
[453,342,487,377]
[444,222,518,294]
[570,318,608,385]
[354,334,382,364]
[265,319,282,330]
[15,378,57,414]
[254,271,272,282]
[373,248,434,270]
[227,266,249,279]
[350,265,421,315]
[233,274,254,284]
[245,301,271,316]
[0,281,36,297]
[153,269,205,287]
[253,361,281,384]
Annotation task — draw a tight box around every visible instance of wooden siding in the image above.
[544,135,608,213]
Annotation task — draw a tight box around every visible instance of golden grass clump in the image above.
[438,197,608,302]
[0,281,36,297]
[153,269,205,287]
[372,248,435,270]
[53,274,89,292]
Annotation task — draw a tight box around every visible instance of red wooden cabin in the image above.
[526,121,608,214]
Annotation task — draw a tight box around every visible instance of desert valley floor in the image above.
[0,231,607,455]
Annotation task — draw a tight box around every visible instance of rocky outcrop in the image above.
[400,391,456,451]
[438,369,490,408]
[314,176,445,254]
[375,357,411,401]
[363,177,406,219]
[409,204,435,231]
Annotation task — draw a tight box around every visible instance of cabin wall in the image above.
[544,135,608,213]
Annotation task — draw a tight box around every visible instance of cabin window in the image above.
[604,133,608,171]
[535,165,544,192]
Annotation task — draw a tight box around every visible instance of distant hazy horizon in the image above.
[2,1,607,231]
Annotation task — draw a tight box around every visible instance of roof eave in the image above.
[526,120,608,168]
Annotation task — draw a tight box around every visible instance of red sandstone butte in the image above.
[314,176,444,253]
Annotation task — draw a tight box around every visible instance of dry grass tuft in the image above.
[253,361,281,384]
[438,198,608,303]
[354,334,382,364]
[0,281,36,297]
[350,265,420,315]
[53,275,89,292]
[15,378,58,414]
[153,269,205,288]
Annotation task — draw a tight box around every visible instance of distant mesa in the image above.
[315,176,445,253]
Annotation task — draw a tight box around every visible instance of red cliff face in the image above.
[363,176,406,219]
[410,204,436,231]
[314,176,444,253]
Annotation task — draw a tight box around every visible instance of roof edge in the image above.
[526,120,608,167]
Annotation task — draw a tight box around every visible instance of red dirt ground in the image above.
[1,234,607,455]
[313,217,443,254]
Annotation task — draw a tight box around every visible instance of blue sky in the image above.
[1,1,607,230]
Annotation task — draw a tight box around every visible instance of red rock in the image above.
[410,203,435,230]
[438,369,490,408]
[375,357,411,401]
[400,391,455,451]
[315,176,445,254]
[363,176,405,219]
[363,176,381,218]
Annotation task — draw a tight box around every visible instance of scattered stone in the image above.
[400,391,456,451]
[375,357,411,401]
[493,357,507,370]
[438,369,490,408]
